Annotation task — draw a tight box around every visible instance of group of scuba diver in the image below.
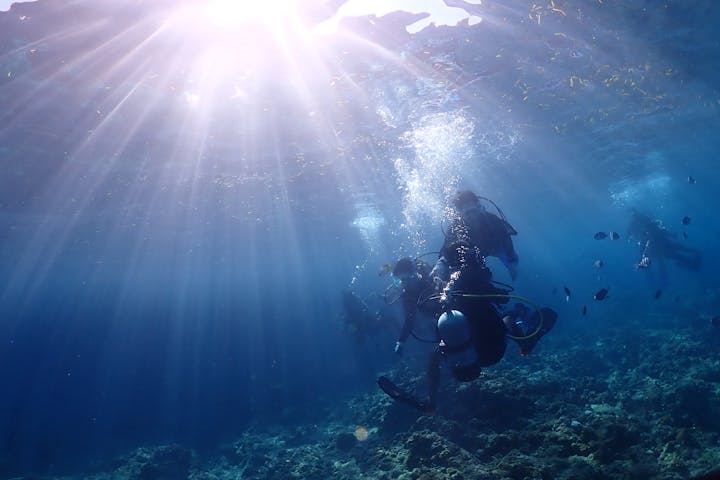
[375,190,558,415]
[342,194,702,415]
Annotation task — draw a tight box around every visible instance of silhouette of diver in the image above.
[628,210,702,273]
[341,289,383,342]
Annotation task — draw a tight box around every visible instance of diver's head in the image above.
[453,190,482,216]
[393,257,414,277]
[392,257,418,287]
[437,310,479,381]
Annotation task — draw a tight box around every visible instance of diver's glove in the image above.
[394,341,404,355]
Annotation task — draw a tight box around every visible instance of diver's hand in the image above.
[394,341,404,355]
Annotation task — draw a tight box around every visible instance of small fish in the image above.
[682,232,688,239]
[610,232,620,240]
[593,259,604,268]
[654,289,662,299]
[563,286,571,302]
[593,288,609,301]
[688,175,696,184]
[711,316,720,327]
[594,232,607,240]
[581,305,587,316]
[378,264,393,276]
[681,216,691,225]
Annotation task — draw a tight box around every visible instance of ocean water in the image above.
[1,1,719,478]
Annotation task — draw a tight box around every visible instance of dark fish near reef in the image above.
[581,305,587,316]
[682,232,688,239]
[688,175,696,184]
[610,232,620,240]
[654,289,662,299]
[682,216,691,225]
[563,286,571,302]
[593,288,609,301]
[711,316,720,327]
[594,232,607,240]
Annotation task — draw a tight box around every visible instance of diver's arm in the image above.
[498,250,519,281]
[500,223,519,264]
[397,296,417,344]
[501,233,519,280]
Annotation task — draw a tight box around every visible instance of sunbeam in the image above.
[3,1,720,478]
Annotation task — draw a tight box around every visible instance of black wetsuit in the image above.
[447,264,508,366]
[397,264,441,344]
[442,209,518,274]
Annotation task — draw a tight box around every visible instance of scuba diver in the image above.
[379,241,557,414]
[628,210,702,273]
[438,190,519,281]
[388,257,442,355]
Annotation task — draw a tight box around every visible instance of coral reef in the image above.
[49,317,720,480]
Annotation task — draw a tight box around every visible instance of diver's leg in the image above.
[426,349,441,414]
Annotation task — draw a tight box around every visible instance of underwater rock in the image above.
[115,444,193,480]
[593,424,642,463]
[561,457,610,480]
[275,445,331,480]
[404,430,466,468]
[32,320,720,480]
[668,381,720,430]
[334,432,357,451]
[405,430,449,469]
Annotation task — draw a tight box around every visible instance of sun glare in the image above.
[204,0,297,28]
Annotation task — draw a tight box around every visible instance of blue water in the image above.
[1,0,719,476]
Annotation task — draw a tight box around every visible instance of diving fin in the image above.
[377,376,428,412]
